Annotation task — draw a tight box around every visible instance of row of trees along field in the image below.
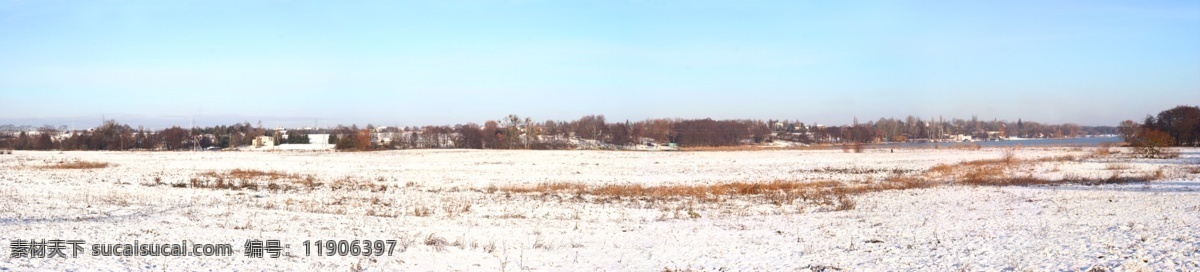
[1,113,1134,151]
[771,116,1115,144]
[323,115,775,151]
[0,121,290,151]
[1118,105,1200,158]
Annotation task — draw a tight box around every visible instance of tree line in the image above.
[0,120,308,151]
[1118,105,1199,158]
[770,116,1115,144]
[1,113,1127,151]
[322,115,774,151]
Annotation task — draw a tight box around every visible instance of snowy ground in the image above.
[1,147,1198,271]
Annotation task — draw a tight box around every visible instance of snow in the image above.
[1,147,1198,271]
[234,143,335,151]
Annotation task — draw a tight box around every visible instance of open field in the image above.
[2,147,1199,271]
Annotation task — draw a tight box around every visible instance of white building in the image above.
[949,134,973,142]
[252,136,275,148]
[308,134,330,145]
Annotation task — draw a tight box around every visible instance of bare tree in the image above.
[1118,120,1139,143]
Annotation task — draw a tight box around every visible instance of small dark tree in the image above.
[456,123,484,149]
[199,136,213,149]
[160,127,188,150]
[33,133,53,150]
[482,121,501,149]
[607,123,631,147]
[335,133,357,150]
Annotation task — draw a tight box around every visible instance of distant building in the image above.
[950,134,973,142]
[308,134,330,145]
[376,132,400,145]
[252,136,275,148]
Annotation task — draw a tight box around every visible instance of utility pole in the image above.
[191,117,198,151]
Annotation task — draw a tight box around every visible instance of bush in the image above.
[1132,128,1179,159]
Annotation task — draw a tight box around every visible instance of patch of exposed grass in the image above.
[413,206,433,217]
[680,146,767,152]
[217,169,301,180]
[41,159,111,169]
[1033,155,1078,163]
[186,169,320,191]
[498,176,932,210]
[502,180,840,204]
[928,163,955,176]
[799,166,915,175]
[329,176,387,192]
[945,143,983,150]
[928,150,1164,186]
[1091,142,1119,158]
[1104,163,1132,171]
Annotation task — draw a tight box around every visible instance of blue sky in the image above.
[1,0,1197,128]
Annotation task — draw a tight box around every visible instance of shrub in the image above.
[1131,128,1179,159]
[423,233,447,252]
[1001,148,1017,165]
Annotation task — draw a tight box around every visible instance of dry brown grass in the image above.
[1186,166,1200,175]
[1033,155,1078,163]
[945,143,983,151]
[680,145,767,152]
[500,182,588,194]
[928,163,955,176]
[188,169,320,191]
[839,143,866,153]
[503,180,839,203]
[680,144,831,152]
[498,176,932,209]
[832,195,856,211]
[41,160,111,169]
[681,145,772,152]
[329,176,387,192]
[1091,143,1119,157]
[222,169,299,180]
[1104,163,1132,171]
[495,148,1177,213]
[931,155,1046,186]
[413,206,433,217]
[927,151,1163,186]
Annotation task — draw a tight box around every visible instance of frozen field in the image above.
[2,147,1199,271]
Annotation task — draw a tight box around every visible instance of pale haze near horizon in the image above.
[1,1,1197,129]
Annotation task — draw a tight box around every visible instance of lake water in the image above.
[871,137,1122,149]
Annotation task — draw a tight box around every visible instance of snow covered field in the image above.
[2,147,1198,271]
